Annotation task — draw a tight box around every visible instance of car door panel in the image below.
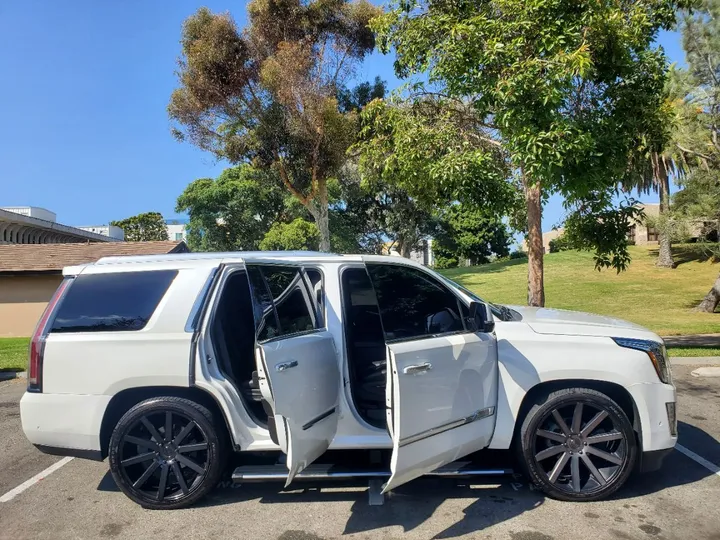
[257,332,340,485]
[383,333,497,492]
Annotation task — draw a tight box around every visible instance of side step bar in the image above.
[232,461,512,483]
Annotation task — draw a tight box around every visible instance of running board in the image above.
[232,461,512,483]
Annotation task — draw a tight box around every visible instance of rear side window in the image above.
[246,265,317,341]
[50,271,177,333]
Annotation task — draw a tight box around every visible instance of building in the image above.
[0,206,118,244]
[0,240,189,337]
[76,225,125,240]
[383,239,435,266]
[166,219,189,242]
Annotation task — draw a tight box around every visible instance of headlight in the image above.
[612,337,672,384]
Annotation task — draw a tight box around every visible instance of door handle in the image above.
[275,360,298,372]
[403,362,432,375]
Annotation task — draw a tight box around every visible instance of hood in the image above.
[507,305,662,341]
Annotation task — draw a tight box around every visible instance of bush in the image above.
[434,255,459,269]
[548,234,574,253]
[259,218,320,251]
[509,250,528,260]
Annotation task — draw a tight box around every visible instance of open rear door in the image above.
[383,333,497,493]
[256,333,340,485]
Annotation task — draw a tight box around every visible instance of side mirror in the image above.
[469,301,495,333]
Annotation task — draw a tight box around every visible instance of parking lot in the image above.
[1,364,719,540]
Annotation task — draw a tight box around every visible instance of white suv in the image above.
[20,251,676,509]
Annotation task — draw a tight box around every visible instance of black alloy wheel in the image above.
[518,388,637,501]
[109,397,226,510]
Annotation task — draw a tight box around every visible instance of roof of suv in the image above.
[63,251,426,275]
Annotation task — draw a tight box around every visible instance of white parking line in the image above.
[0,457,74,503]
[676,444,720,477]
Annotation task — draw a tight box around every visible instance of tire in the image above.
[108,396,227,510]
[516,387,637,502]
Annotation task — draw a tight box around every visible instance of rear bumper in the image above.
[20,392,110,453]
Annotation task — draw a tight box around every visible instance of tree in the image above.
[371,0,683,306]
[176,165,287,252]
[434,204,511,266]
[168,2,381,252]
[259,218,321,251]
[673,169,720,312]
[110,212,169,242]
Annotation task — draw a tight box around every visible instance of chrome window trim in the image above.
[399,406,495,448]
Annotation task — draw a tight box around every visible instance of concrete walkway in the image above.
[664,334,720,347]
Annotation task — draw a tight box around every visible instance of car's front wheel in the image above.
[108,396,226,510]
[517,387,637,501]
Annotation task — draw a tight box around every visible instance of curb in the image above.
[670,357,720,366]
[0,371,26,382]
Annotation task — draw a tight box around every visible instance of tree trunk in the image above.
[696,273,720,312]
[525,178,545,307]
[400,241,412,258]
[656,155,674,268]
[315,178,331,252]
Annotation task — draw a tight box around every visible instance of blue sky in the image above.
[0,1,685,234]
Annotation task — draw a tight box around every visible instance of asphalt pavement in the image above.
[1,367,719,540]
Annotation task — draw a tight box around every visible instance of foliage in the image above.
[369,0,686,307]
[337,76,386,113]
[673,169,720,257]
[355,97,513,213]
[434,204,511,265]
[259,218,321,251]
[509,251,528,260]
[110,212,169,242]
[564,194,643,271]
[548,234,575,254]
[433,250,459,270]
[176,165,287,252]
[168,1,381,250]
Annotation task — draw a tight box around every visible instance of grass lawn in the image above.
[666,346,720,357]
[0,337,29,372]
[441,244,720,337]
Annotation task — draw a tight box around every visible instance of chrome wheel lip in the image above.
[117,410,210,503]
[531,400,628,496]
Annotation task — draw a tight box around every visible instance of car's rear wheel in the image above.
[108,397,226,510]
[517,387,637,501]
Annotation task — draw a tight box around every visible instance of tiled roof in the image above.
[0,241,188,272]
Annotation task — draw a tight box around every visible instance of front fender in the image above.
[488,326,661,450]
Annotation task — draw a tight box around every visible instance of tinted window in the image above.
[50,271,177,333]
[247,265,316,341]
[246,266,281,341]
[366,264,465,341]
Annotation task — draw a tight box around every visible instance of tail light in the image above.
[28,278,72,392]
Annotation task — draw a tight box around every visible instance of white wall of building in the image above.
[1,206,57,223]
[76,225,125,240]
[166,223,187,242]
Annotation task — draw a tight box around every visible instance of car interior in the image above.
[210,270,270,426]
[341,267,388,429]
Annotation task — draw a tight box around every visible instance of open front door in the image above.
[363,261,498,494]
[383,335,497,492]
[256,333,340,485]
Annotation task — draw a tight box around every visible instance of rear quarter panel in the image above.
[42,265,213,395]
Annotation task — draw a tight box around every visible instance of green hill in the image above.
[441,245,719,337]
